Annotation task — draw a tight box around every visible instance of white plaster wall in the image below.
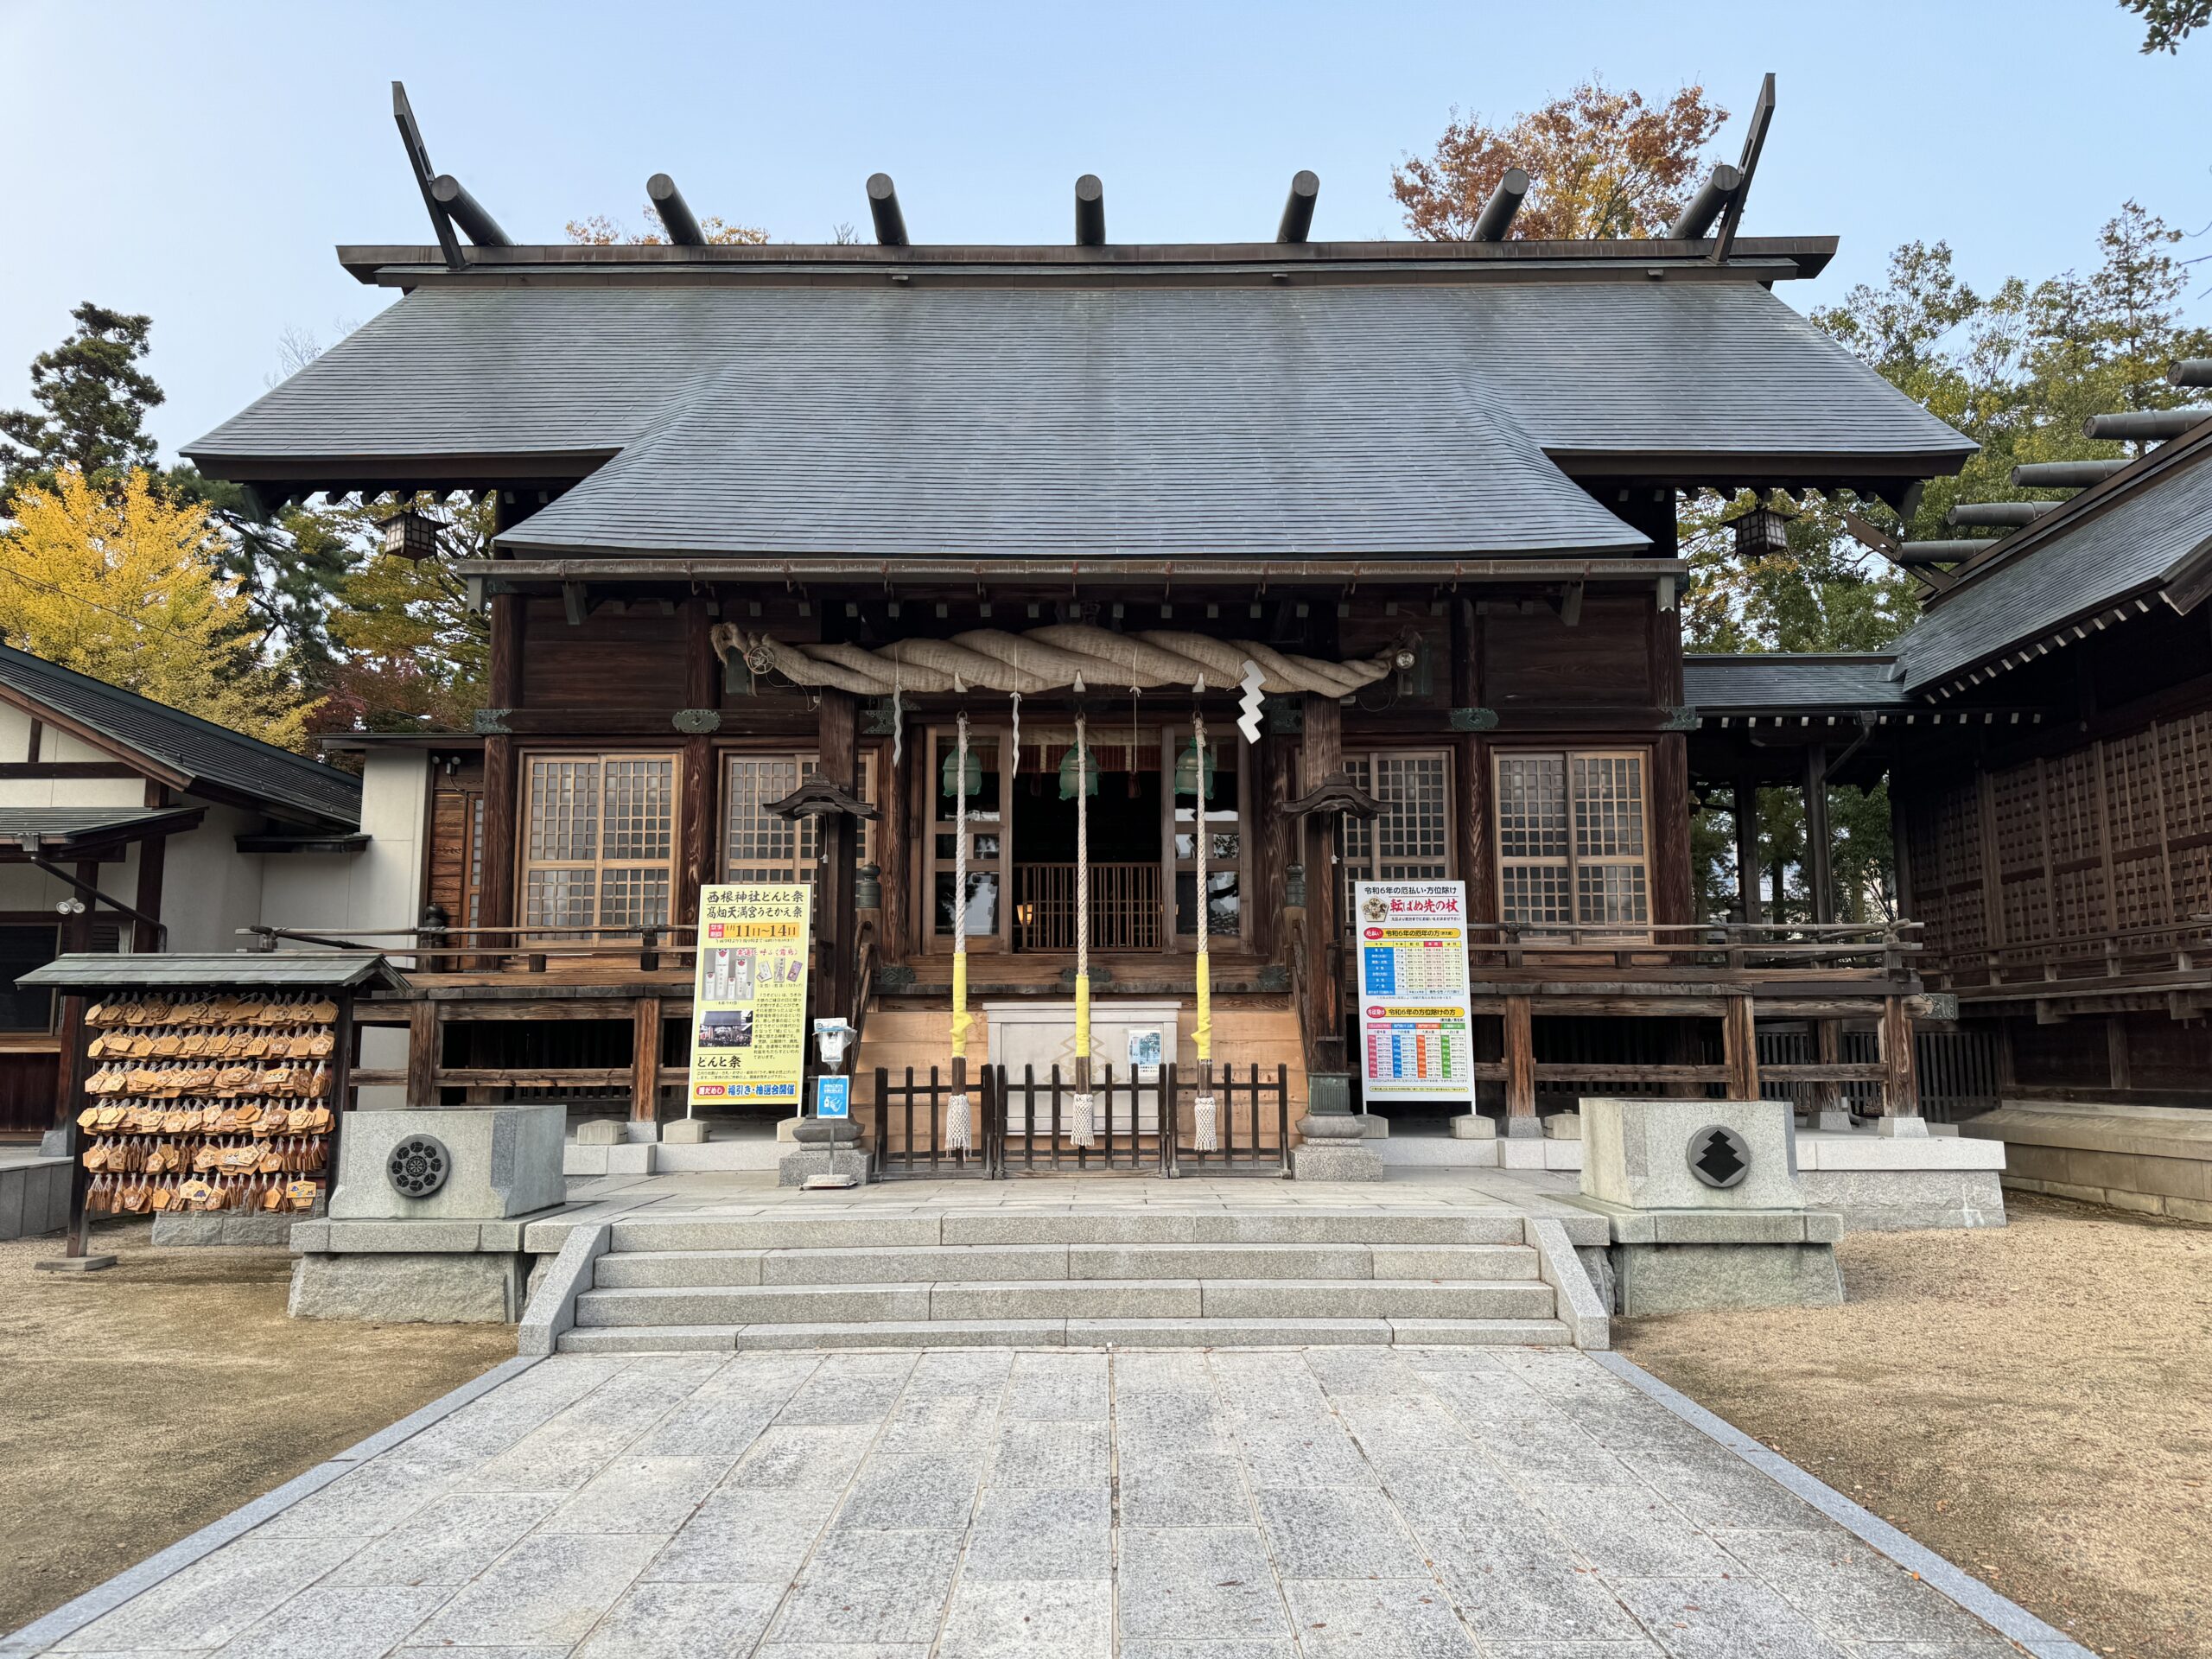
[256,751,424,937]
[158,804,267,953]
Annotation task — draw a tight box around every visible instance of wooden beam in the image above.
[130,830,166,954]
[1299,690,1345,1063]
[478,589,525,940]
[816,688,860,1025]
[1803,742,1834,925]
[1732,776,1762,924]
[1807,1018,1844,1117]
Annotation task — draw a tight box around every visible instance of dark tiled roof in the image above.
[1897,425,2212,694]
[187,283,1971,560]
[1684,654,1912,713]
[0,647,360,828]
[18,951,408,990]
[0,806,204,849]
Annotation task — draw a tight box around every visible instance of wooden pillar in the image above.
[1803,743,1834,925]
[1299,691,1345,1057]
[1808,1017,1844,1119]
[1721,995,1760,1100]
[1503,994,1536,1125]
[631,995,664,1122]
[48,870,95,1132]
[1450,599,1496,925]
[1649,588,1694,926]
[2104,1015,2130,1096]
[1732,778,1762,925]
[1255,733,1295,961]
[1879,994,1920,1119]
[479,591,526,941]
[405,999,439,1106]
[816,688,860,1027]
[880,729,911,964]
[677,596,717,931]
[130,835,167,953]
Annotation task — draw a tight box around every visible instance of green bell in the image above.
[940,745,983,798]
[1058,744,1099,799]
[1173,738,1215,801]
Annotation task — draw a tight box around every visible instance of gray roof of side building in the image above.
[17,951,408,990]
[0,646,361,829]
[1895,422,2212,694]
[1683,653,1914,713]
[185,280,1973,561]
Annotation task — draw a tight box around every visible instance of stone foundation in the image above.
[778,1147,872,1186]
[152,1211,315,1249]
[1287,1143,1385,1180]
[288,1250,528,1322]
[1798,1168,2005,1230]
[1613,1241,1845,1316]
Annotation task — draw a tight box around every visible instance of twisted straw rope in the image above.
[713,623,1395,699]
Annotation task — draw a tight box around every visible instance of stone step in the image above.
[607,1208,1530,1254]
[591,1240,1540,1289]
[555,1315,1573,1353]
[572,1277,1556,1328]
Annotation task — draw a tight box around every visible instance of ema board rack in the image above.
[16,952,409,1264]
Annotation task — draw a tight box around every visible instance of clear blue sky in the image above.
[3,0,2206,458]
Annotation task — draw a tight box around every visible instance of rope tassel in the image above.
[1192,1092,1219,1153]
[1070,1090,1097,1148]
[945,1091,972,1153]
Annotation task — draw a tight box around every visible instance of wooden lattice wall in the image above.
[1907,706,2212,961]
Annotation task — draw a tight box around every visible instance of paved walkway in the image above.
[21,1345,2023,1658]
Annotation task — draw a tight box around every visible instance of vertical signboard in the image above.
[688,883,811,1114]
[1354,879,1473,1101]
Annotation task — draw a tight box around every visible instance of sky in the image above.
[2,0,2207,458]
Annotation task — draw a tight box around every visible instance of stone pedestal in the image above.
[779,1147,872,1186]
[1290,1111,1384,1181]
[1542,1112,1581,1140]
[663,1117,710,1144]
[1448,1114,1497,1141]
[1573,1097,1842,1316]
[1873,1115,1929,1138]
[294,1104,568,1324]
[1503,1114,1544,1139]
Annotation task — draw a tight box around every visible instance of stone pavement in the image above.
[16,1344,2029,1658]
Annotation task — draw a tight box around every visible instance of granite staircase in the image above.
[556,1208,1582,1352]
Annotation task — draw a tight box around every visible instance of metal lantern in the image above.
[1058,743,1099,800]
[1173,736,1216,801]
[378,505,445,561]
[854,862,882,910]
[1728,494,1796,558]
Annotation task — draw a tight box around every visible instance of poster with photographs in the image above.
[687,883,811,1112]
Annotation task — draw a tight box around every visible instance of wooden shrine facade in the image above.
[184,189,1981,1135]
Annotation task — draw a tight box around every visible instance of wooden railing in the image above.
[1013,863,1163,951]
[243,923,696,976]
[1456,920,1923,982]
[1923,917,2212,992]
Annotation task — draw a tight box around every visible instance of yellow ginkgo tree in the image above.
[0,464,315,748]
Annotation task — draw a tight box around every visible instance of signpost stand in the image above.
[1353,880,1474,1107]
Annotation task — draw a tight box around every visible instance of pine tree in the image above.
[0,303,164,506]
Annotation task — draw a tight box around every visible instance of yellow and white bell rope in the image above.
[1069,711,1096,1147]
[1192,710,1219,1152]
[945,712,973,1153]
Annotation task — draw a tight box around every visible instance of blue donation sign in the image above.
[815,1075,851,1120]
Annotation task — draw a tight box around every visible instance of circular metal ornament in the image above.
[1687,1124,1751,1190]
[387,1134,451,1198]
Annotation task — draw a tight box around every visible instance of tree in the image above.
[1393,79,1727,241]
[566,207,768,245]
[0,303,164,505]
[2120,0,2209,49]
[317,495,491,733]
[0,467,313,747]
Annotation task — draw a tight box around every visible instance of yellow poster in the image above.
[687,883,811,1113]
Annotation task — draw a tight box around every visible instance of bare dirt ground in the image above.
[1620,1191,2212,1659]
[0,1219,513,1635]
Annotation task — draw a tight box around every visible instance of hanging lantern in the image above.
[1058,743,1098,800]
[940,744,983,798]
[376,505,446,561]
[1173,737,1216,801]
[1726,493,1797,559]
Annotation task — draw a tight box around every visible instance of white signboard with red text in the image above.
[1354,880,1473,1102]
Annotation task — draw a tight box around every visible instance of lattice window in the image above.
[522,752,677,933]
[1338,751,1455,931]
[722,753,875,884]
[2105,729,2164,854]
[2112,855,2171,931]
[1495,749,1649,929]
[2160,711,2212,842]
[1990,767,2044,876]
[2045,752,2103,868]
